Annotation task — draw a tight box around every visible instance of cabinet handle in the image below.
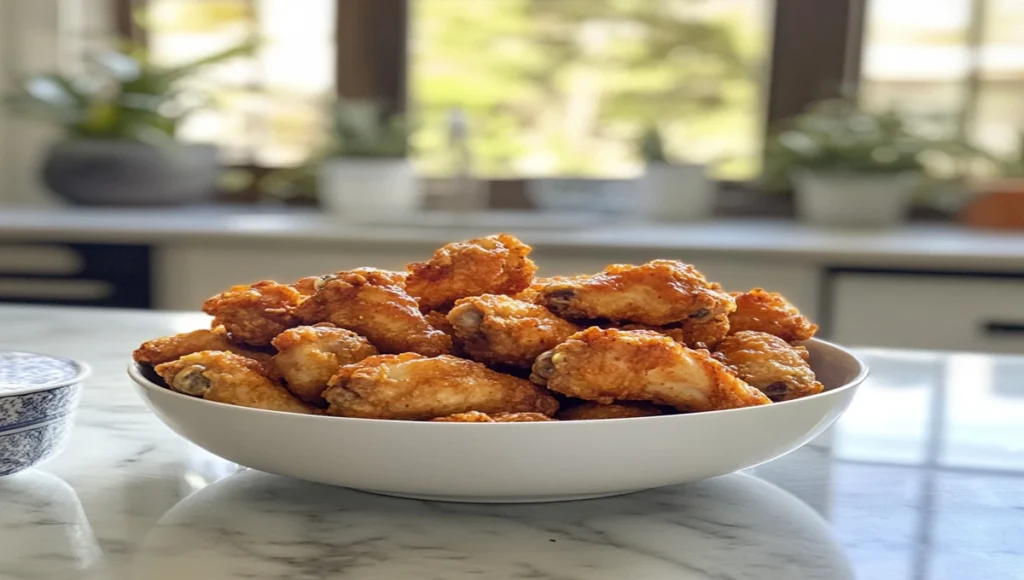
[982,321,1024,336]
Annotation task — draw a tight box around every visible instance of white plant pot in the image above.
[792,170,921,227]
[317,158,420,216]
[638,162,715,221]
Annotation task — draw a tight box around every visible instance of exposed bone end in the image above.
[170,365,212,397]
[763,381,789,402]
[449,303,485,333]
[530,350,558,385]
[541,287,576,314]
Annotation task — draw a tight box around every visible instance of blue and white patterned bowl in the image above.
[0,351,88,477]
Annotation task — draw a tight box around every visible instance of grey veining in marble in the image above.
[0,305,1021,580]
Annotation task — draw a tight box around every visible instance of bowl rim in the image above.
[127,338,868,426]
[1,350,91,396]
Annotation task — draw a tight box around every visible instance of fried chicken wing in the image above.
[447,294,580,368]
[269,324,379,405]
[513,276,578,303]
[323,353,559,420]
[405,234,538,312]
[729,288,818,342]
[714,331,823,402]
[538,260,735,326]
[202,280,303,346]
[133,327,272,365]
[294,269,452,356]
[531,327,770,412]
[154,351,315,414]
[557,401,669,421]
[431,411,553,423]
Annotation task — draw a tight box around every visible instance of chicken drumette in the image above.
[446,294,579,368]
[405,234,538,312]
[531,327,769,413]
[294,269,452,356]
[323,353,559,420]
[154,351,315,414]
[269,324,379,405]
[202,280,303,346]
[133,327,272,365]
[728,288,818,343]
[714,331,823,402]
[537,260,735,327]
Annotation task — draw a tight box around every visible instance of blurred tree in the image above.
[412,0,764,178]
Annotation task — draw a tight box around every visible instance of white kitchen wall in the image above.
[0,0,113,207]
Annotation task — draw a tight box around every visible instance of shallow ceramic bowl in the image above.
[0,351,88,477]
[128,339,866,503]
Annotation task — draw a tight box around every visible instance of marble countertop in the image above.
[1,305,1022,580]
[2,208,1024,270]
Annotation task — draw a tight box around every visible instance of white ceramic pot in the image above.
[792,170,921,227]
[638,162,715,221]
[317,158,420,216]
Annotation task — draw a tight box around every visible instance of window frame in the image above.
[114,0,868,205]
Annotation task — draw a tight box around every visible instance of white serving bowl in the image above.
[128,339,866,503]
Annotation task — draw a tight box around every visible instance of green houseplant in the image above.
[765,98,931,227]
[8,39,255,205]
[316,99,419,215]
[636,124,714,221]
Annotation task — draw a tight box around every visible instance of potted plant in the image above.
[765,99,932,227]
[7,40,255,206]
[316,99,418,216]
[636,125,715,221]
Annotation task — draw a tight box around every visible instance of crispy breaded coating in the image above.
[294,269,452,356]
[714,331,823,402]
[557,401,669,421]
[405,234,538,312]
[447,294,580,368]
[729,288,818,342]
[538,260,735,326]
[622,313,731,351]
[133,327,272,365]
[431,411,553,423]
[202,280,303,346]
[269,324,379,405]
[531,327,770,413]
[324,353,559,420]
[293,269,407,297]
[154,351,314,414]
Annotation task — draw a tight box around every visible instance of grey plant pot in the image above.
[41,140,219,206]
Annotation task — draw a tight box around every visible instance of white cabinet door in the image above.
[830,273,1024,353]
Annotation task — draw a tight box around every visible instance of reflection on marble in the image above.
[0,470,104,579]
[0,305,1021,580]
[134,470,853,580]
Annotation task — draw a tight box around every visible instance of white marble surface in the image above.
[0,305,1022,579]
[1,208,1024,269]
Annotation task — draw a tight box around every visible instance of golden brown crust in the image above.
[154,351,315,414]
[447,294,580,368]
[531,327,770,413]
[538,261,735,326]
[202,281,303,346]
[431,411,553,423]
[133,327,272,365]
[621,313,731,351]
[324,353,559,420]
[293,270,452,356]
[557,401,669,420]
[728,288,818,342]
[714,331,823,401]
[405,234,538,312]
[293,269,408,297]
[269,324,379,405]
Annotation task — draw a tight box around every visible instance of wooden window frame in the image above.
[114,0,867,207]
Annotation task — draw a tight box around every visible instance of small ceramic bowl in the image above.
[0,351,89,477]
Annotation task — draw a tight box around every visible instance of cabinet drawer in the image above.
[830,273,1024,353]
